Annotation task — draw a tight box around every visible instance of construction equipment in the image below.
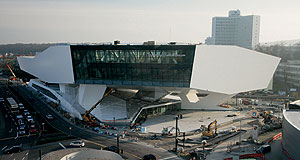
[82,88,114,122]
[262,111,277,124]
[162,127,180,135]
[6,64,16,80]
[201,120,217,138]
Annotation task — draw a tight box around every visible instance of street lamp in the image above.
[69,127,72,136]
[42,123,45,133]
[202,140,207,159]
[174,116,179,152]
[239,119,241,150]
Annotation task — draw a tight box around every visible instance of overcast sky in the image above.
[1,0,300,44]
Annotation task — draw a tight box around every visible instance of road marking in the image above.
[160,155,178,160]
[15,132,18,139]
[1,145,7,150]
[26,152,29,156]
[59,142,66,149]
[84,139,106,148]
[85,138,142,159]
[22,157,25,160]
[10,153,14,157]
[123,150,142,159]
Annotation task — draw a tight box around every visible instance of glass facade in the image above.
[70,45,196,87]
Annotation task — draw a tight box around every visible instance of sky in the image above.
[1,0,300,44]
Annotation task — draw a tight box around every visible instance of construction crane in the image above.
[82,88,114,123]
[201,120,217,138]
[6,64,16,80]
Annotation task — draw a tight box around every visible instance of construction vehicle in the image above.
[201,120,217,138]
[162,126,180,136]
[262,111,278,124]
[82,88,114,123]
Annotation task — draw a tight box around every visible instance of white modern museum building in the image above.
[17,43,280,124]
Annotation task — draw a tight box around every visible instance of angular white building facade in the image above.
[18,44,280,122]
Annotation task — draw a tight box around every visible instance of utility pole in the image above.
[183,132,185,148]
[175,116,178,152]
[117,134,120,154]
[39,149,42,160]
[239,119,241,150]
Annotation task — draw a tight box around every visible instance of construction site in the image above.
[126,94,285,160]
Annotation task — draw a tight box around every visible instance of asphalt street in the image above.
[10,84,182,160]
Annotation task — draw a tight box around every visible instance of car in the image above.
[26,115,33,122]
[103,146,119,153]
[46,114,54,120]
[4,145,22,154]
[69,140,85,147]
[23,112,30,116]
[17,119,25,125]
[29,125,37,133]
[18,125,26,135]
[256,144,271,154]
[16,115,24,119]
[18,103,25,110]
[143,154,157,160]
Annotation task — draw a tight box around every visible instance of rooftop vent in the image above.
[143,41,156,45]
[114,40,120,45]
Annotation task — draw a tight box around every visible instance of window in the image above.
[70,45,195,87]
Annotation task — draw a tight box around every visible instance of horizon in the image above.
[1,0,300,44]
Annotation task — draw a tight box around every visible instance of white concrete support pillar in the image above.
[78,84,107,111]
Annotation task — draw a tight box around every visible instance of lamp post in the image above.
[202,140,207,159]
[239,119,241,150]
[117,134,120,154]
[42,123,45,133]
[69,127,72,136]
[174,116,178,152]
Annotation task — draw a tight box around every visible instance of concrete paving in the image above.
[141,110,249,133]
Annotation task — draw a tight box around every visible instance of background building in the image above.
[207,10,260,49]
[273,60,300,97]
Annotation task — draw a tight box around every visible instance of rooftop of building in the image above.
[60,41,201,46]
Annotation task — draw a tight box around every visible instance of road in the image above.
[0,82,39,160]
[10,84,181,159]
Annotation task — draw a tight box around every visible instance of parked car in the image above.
[23,111,30,116]
[103,146,119,153]
[29,125,37,133]
[143,154,156,160]
[69,140,85,147]
[18,125,26,135]
[16,115,24,119]
[18,103,25,110]
[26,115,33,122]
[256,144,271,154]
[4,145,22,154]
[18,119,25,125]
[46,114,54,120]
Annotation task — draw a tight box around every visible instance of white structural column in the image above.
[78,84,107,111]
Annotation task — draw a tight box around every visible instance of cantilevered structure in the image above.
[17,44,280,123]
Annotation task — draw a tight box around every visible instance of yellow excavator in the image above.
[82,88,114,123]
[201,120,217,138]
